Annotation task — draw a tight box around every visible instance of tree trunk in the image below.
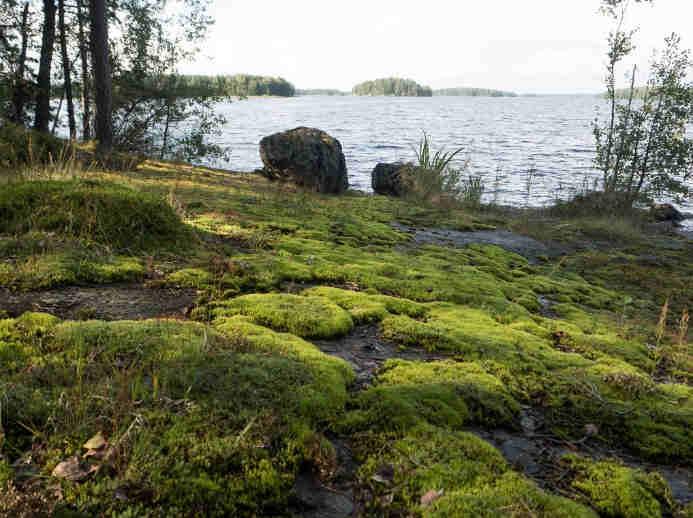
[89,0,113,153]
[77,0,91,140]
[51,89,64,135]
[160,99,172,160]
[10,2,30,124]
[34,0,56,133]
[58,0,76,139]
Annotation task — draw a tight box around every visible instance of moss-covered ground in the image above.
[0,159,691,516]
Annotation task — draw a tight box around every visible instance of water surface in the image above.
[207,95,690,215]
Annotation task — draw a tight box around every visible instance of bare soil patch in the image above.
[313,325,448,390]
[0,284,197,321]
[393,223,564,262]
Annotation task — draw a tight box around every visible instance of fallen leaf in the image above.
[421,489,444,507]
[52,456,90,481]
[83,432,107,451]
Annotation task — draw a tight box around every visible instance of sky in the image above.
[179,0,693,95]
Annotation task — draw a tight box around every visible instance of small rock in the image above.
[371,162,410,196]
[500,438,542,476]
[520,415,538,433]
[651,203,684,223]
[114,487,129,502]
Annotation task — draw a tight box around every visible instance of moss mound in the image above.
[0,122,66,167]
[341,359,520,433]
[0,314,353,516]
[211,293,354,339]
[0,179,187,251]
[302,286,427,323]
[561,454,674,517]
[356,425,596,517]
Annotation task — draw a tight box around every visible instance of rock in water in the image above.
[372,162,407,196]
[651,203,684,223]
[371,162,423,196]
[259,127,349,194]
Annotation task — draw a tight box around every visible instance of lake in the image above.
[205,95,691,217]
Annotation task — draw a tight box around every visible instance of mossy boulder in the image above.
[0,179,187,251]
[259,127,349,194]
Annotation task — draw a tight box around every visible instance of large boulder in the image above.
[372,162,417,196]
[651,203,684,223]
[259,127,349,194]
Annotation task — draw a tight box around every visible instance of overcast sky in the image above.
[179,1,693,94]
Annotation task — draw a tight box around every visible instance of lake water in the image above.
[206,95,692,217]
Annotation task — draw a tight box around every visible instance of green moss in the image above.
[0,312,59,375]
[0,251,145,290]
[380,303,551,359]
[302,286,427,323]
[431,472,596,517]
[381,359,519,426]
[0,179,188,251]
[167,267,215,288]
[561,454,673,518]
[213,316,354,422]
[341,380,470,434]
[0,460,12,488]
[0,315,353,516]
[1,152,691,514]
[560,246,693,320]
[356,425,595,517]
[211,293,354,339]
[378,302,693,462]
[340,358,519,436]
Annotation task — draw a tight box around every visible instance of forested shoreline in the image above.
[434,87,518,97]
[352,77,433,97]
[167,74,296,98]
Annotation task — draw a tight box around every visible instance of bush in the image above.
[0,179,188,251]
[549,190,641,218]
